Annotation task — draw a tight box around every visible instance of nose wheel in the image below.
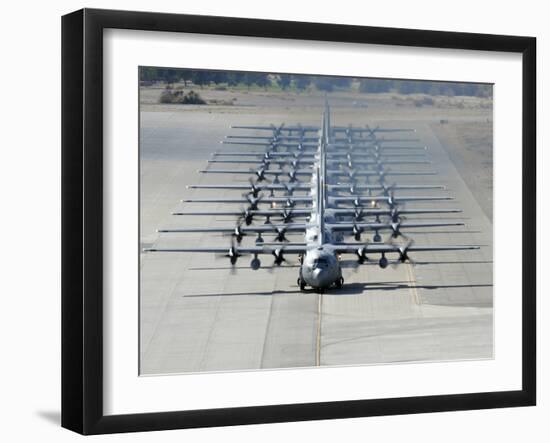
[335,277,344,289]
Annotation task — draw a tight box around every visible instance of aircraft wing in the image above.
[330,137,421,144]
[332,126,415,134]
[327,170,436,177]
[328,184,445,191]
[221,141,318,148]
[226,135,318,142]
[181,197,313,204]
[213,152,316,158]
[366,126,416,133]
[199,169,313,176]
[144,244,308,255]
[327,221,464,232]
[329,243,479,255]
[172,209,313,217]
[187,184,257,191]
[187,184,312,192]
[328,208,462,216]
[330,196,452,204]
[231,125,319,132]
[157,224,310,234]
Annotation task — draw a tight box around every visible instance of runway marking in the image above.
[316,293,323,366]
[259,290,276,369]
[406,263,421,305]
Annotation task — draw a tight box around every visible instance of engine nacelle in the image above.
[379,256,388,269]
[250,257,261,270]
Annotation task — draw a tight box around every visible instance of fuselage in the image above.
[300,245,342,289]
[297,120,343,290]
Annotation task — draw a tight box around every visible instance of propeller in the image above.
[248,177,261,197]
[283,182,296,195]
[355,246,369,264]
[389,239,416,268]
[231,225,246,243]
[366,124,380,138]
[390,221,406,239]
[255,168,267,182]
[387,190,396,207]
[284,197,296,208]
[275,227,289,242]
[272,248,286,266]
[244,193,264,210]
[237,208,254,226]
[352,224,364,241]
[382,182,396,197]
[353,208,365,222]
[398,239,415,264]
[289,159,301,169]
[287,169,298,182]
[218,239,241,270]
[390,207,401,223]
[280,209,294,223]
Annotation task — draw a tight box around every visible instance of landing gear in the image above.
[297,277,306,291]
[334,277,344,289]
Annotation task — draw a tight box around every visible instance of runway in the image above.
[139,103,493,375]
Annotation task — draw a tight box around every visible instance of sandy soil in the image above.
[430,121,493,221]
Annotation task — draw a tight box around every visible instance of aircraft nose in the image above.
[313,268,323,279]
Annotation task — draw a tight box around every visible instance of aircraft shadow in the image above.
[335,282,493,295]
[181,281,493,298]
[413,260,493,266]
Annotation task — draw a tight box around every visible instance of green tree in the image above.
[332,77,352,89]
[226,72,245,86]
[359,79,392,93]
[294,75,310,92]
[278,74,291,90]
[313,77,333,92]
[254,73,270,90]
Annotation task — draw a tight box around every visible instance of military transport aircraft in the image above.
[144,100,478,291]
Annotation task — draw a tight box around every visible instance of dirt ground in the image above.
[430,121,493,221]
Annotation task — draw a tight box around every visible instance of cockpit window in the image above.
[313,258,328,267]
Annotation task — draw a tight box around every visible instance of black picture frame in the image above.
[61,8,536,435]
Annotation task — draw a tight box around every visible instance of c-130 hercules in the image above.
[144,100,478,291]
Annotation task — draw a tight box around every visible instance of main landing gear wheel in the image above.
[335,277,344,289]
[297,278,306,291]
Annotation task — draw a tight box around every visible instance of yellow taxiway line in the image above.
[406,263,421,305]
[316,293,323,366]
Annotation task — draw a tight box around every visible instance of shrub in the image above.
[414,96,434,107]
[181,90,206,104]
[159,89,206,105]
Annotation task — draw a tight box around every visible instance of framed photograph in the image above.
[61,8,536,434]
